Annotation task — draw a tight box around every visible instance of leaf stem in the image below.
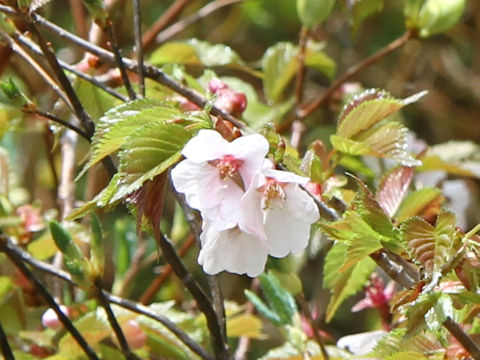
[154,230,231,359]
[103,20,137,100]
[298,30,414,118]
[95,283,139,360]
[297,293,329,360]
[0,320,14,360]
[0,234,101,360]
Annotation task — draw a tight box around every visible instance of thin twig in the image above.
[155,0,246,44]
[298,30,414,118]
[0,320,14,360]
[444,317,480,360]
[20,10,96,137]
[297,293,329,360]
[11,29,127,101]
[154,230,230,359]
[294,26,309,105]
[95,283,139,360]
[104,20,137,100]
[0,235,100,360]
[139,234,196,304]
[132,0,145,97]
[0,235,213,360]
[208,276,228,345]
[142,0,191,51]
[25,10,246,129]
[29,109,91,142]
[0,29,72,110]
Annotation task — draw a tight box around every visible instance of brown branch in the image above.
[142,0,191,51]
[0,234,213,360]
[132,0,145,97]
[0,320,14,360]
[29,109,91,142]
[139,234,196,304]
[297,30,414,118]
[445,318,480,360]
[295,26,309,106]
[0,234,100,360]
[154,0,245,44]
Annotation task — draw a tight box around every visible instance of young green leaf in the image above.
[296,0,335,28]
[395,187,443,223]
[244,290,282,326]
[73,78,118,122]
[347,0,384,33]
[417,0,466,38]
[323,241,376,321]
[89,213,104,277]
[258,272,297,325]
[49,221,83,261]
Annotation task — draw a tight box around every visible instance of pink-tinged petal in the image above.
[170,160,204,210]
[231,134,270,187]
[351,298,374,312]
[198,222,269,277]
[263,168,309,185]
[182,129,228,162]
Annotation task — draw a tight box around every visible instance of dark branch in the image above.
[0,320,14,360]
[132,0,145,97]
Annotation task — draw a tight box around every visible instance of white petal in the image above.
[170,160,204,210]
[262,168,309,185]
[198,222,269,277]
[231,134,270,188]
[239,175,267,239]
[284,184,320,224]
[182,130,228,163]
[264,206,311,257]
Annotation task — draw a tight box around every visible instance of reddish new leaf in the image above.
[377,166,414,218]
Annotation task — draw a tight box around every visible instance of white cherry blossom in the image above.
[171,129,269,230]
[240,166,320,257]
[198,220,269,277]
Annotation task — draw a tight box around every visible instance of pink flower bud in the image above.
[121,320,147,350]
[41,305,69,330]
[208,78,229,94]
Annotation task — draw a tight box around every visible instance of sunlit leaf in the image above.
[262,42,298,102]
[395,188,443,223]
[149,39,261,77]
[304,42,336,80]
[27,233,58,260]
[330,135,371,155]
[74,77,117,122]
[324,242,376,321]
[402,216,435,271]
[377,166,414,218]
[385,351,428,360]
[112,122,192,202]
[226,314,263,339]
[337,89,426,139]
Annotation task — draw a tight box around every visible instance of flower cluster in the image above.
[171,129,319,277]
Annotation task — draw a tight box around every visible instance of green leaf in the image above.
[258,272,297,325]
[330,135,372,155]
[74,77,117,122]
[340,235,382,272]
[323,242,376,321]
[27,233,58,260]
[395,187,443,223]
[149,39,260,77]
[226,314,263,339]
[262,42,298,103]
[244,290,282,325]
[112,122,192,202]
[348,0,384,33]
[84,99,184,173]
[89,213,104,276]
[304,43,337,80]
[296,0,335,27]
[385,352,429,360]
[337,89,426,139]
[404,292,440,336]
[49,221,83,261]
[402,216,436,271]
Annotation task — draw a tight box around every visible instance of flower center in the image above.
[262,178,286,210]
[213,155,243,180]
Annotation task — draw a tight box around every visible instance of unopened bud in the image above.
[41,305,69,330]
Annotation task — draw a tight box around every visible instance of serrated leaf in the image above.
[226,314,263,339]
[84,100,186,173]
[385,351,428,360]
[402,216,435,271]
[111,122,192,202]
[404,292,440,336]
[337,89,426,139]
[330,135,372,155]
[323,242,376,321]
[377,166,414,217]
[259,272,297,325]
[340,235,382,272]
[244,290,282,325]
[395,187,443,223]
